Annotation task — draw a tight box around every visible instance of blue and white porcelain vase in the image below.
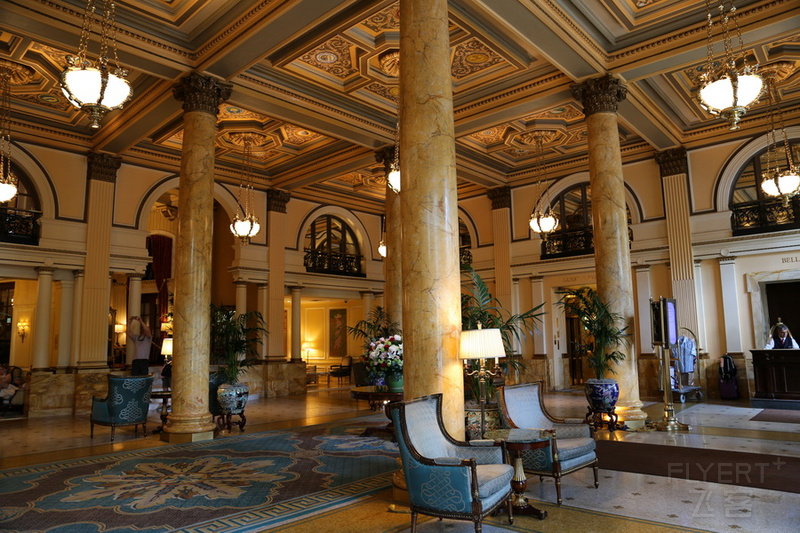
[217,382,249,415]
[584,378,619,413]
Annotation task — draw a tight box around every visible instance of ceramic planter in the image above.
[217,382,249,415]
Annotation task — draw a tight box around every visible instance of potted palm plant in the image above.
[461,265,544,437]
[557,286,629,415]
[210,304,267,416]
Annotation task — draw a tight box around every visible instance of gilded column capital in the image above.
[267,189,291,213]
[487,186,511,210]
[655,147,688,177]
[571,74,627,116]
[173,72,232,116]
[87,152,122,183]
[375,147,395,177]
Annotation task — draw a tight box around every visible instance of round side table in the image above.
[485,428,549,520]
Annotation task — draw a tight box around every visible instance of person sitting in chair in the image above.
[765,324,799,349]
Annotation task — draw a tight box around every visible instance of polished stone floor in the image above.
[2,384,799,533]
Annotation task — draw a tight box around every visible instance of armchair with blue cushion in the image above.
[497,381,598,505]
[91,373,154,442]
[388,393,514,533]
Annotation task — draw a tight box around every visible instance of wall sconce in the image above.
[17,320,29,342]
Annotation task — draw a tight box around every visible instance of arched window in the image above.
[0,163,41,245]
[729,140,800,235]
[303,215,364,277]
[541,183,631,259]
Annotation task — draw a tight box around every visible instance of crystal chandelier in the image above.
[387,121,401,193]
[696,0,763,130]
[229,134,262,245]
[760,74,799,203]
[528,132,559,237]
[0,66,18,202]
[60,0,132,128]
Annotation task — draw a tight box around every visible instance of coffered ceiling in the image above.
[1,0,798,213]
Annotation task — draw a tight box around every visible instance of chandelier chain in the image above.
[0,69,10,180]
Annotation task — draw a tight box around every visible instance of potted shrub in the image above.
[461,265,544,437]
[347,306,402,387]
[210,304,267,417]
[557,286,629,416]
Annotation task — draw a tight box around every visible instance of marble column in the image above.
[400,0,464,437]
[70,270,84,367]
[377,152,403,330]
[488,186,513,310]
[266,190,291,360]
[31,267,55,371]
[56,278,75,370]
[126,273,143,364]
[235,281,247,316]
[656,148,700,345]
[165,73,231,442]
[77,152,120,369]
[290,286,302,363]
[572,74,646,427]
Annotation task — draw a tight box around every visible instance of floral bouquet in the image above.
[364,335,403,381]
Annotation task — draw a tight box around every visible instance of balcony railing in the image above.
[0,207,41,245]
[541,227,594,259]
[303,248,365,277]
[731,196,800,236]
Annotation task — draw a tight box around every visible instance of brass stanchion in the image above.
[656,344,690,431]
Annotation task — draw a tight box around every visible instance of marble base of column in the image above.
[615,401,647,429]
[161,413,216,443]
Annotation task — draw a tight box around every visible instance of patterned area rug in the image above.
[0,419,398,533]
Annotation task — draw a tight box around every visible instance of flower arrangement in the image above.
[364,335,403,378]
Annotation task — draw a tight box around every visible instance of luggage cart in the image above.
[658,334,703,403]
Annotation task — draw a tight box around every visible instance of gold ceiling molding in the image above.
[454,72,571,116]
[237,73,394,136]
[536,0,607,63]
[271,145,372,183]
[192,0,290,62]
[228,132,269,147]
[0,59,35,85]
[451,38,505,80]
[377,49,399,78]
[609,0,788,66]
[360,4,400,33]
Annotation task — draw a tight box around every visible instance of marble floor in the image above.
[1,385,799,533]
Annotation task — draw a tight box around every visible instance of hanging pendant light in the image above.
[229,134,262,245]
[387,121,401,193]
[696,0,763,130]
[60,0,132,128]
[0,64,20,203]
[759,74,799,202]
[528,132,559,238]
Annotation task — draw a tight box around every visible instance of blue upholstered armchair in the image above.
[497,382,598,505]
[91,374,154,442]
[388,393,514,533]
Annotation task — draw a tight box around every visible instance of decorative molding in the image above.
[267,189,291,213]
[571,74,628,116]
[487,186,511,210]
[173,73,232,116]
[87,152,122,183]
[655,147,688,177]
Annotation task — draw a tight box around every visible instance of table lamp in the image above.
[460,326,505,438]
[161,337,173,363]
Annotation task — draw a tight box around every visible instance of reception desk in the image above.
[750,349,800,407]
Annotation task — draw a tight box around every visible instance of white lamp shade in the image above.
[230,215,261,240]
[114,324,125,333]
[699,73,763,114]
[377,240,387,257]
[161,338,173,356]
[61,66,132,109]
[761,170,800,197]
[387,168,401,192]
[530,213,558,234]
[460,328,505,360]
[0,181,18,202]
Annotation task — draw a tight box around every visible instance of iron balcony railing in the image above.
[0,207,41,245]
[541,227,594,259]
[303,248,365,277]
[731,196,800,236]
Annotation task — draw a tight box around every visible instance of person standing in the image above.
[128,316,153,375]
[765,324,799,349]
